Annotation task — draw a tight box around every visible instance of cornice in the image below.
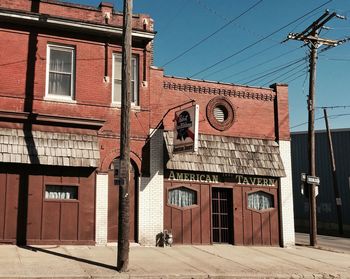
[163,81,275,102]
[0,110,105,129]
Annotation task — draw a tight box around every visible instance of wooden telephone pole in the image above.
[117,0,132,272]
[323,108,343,235]
[287,10,344,246]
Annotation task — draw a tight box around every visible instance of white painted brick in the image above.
[279,140,295,247]
[138,128,164,246]
[95,173,109,246]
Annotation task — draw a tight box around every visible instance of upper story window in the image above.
[46,44,75,100]
[112,53,138,106]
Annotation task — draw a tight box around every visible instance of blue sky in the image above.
[67,0,350,132]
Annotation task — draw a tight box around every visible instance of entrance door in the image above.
[212,188,233,244]
[108,159,138,242]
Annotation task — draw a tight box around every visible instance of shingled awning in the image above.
[164,131,286,177]
[0,128,99,168]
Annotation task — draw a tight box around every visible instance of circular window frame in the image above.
[206,96,235,131]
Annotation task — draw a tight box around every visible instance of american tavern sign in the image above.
[235,175,277,187]
[168,171,219,183]
[167,171,277,186]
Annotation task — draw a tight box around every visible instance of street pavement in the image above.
[296,232,350,254]
[0,233,349,279]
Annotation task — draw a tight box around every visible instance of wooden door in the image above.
[212,187,233,244]
[0,171,20,244]
[164,181,211,245]
[0,165,95,245]
[108,160,137,242]
[233,185,280,246]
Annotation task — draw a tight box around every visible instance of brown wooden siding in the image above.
[234,185,279,246]
[0,173,19,244]
[0,164,95,245]
[165,180,280,246]
[164,181,211,245]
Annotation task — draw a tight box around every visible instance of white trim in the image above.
[45,44,75,101]
[112,52,139,106]
[0,11,155,40]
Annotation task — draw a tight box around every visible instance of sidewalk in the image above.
[295,232,350,254]
[0,240,350,278]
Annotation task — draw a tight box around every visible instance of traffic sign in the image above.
[307,175,320,185]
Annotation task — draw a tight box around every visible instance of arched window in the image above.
[168,187,197,208]
[247,191,274,211]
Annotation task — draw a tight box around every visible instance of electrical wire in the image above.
[160,0,263,67]
[188,0,333,79]
[160,0,190,34]
[262,64,308,87]
[285,70,309,84]
[291,113,350,130]
[316,105,350,109]
[202,43,280,80]
[193,0,278,43]
[218,45,305,82]
[236,57,305,84]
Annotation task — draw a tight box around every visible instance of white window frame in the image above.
[45,44,75,101]
[112,52,139,106]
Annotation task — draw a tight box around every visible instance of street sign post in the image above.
[300,173,320,197]
[307,175,320,185]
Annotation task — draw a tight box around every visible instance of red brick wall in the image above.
[0,30,28,100]
[0,0,152,32]
[0,0,290,175]
[149,71,290,141]
[0,0,31,11]
[0,26,152,173]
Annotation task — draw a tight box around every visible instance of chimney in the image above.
[99,2,114,24]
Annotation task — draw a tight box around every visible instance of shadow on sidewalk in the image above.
[19,246,117,271]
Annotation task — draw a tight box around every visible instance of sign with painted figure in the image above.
[173,104,199,153]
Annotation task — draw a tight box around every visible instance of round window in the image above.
[206,96,235,131]
[213,105,228,123]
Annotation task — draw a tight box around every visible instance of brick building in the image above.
[0,0,294,247]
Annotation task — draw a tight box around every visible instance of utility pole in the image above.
[287,10,345,246]
[117,0,132,272]
[323,108,343,235]
[308,27,318,247]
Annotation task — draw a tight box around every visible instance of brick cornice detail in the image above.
[163,81,275,102]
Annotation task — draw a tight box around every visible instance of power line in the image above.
[320,57,350,61]
[291,113,350,130]
[316,105,350,109]
[193,0,278,43]
[262,64,308,87]
[189,0,333,78]
[161,0,263,67]
[218,44,305,82]
[160,0,190,34]
[284,70,309,84]
[202,42,280,80]
[237,57,305,84]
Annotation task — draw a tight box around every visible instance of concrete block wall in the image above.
[138,128,164,246]
[95,173,109,245]
[279,140,295,247]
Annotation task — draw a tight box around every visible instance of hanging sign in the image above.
[173,104,199,153]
